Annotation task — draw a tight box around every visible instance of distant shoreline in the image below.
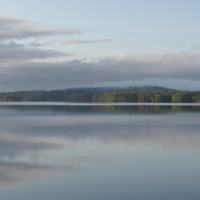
[0,102,200,106]
[1,90,200,103]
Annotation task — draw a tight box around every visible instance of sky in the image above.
[1,0,200,91]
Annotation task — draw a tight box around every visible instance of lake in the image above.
[0,103,200,200]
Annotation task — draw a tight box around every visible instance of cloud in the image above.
[0,41,24,48]
[0,52,200,90]
[28,39,58,47]
[0,16,81,41]
[62,38,113,44]
[193,45,200,51]
[0,16,77,65]
[0,42,73,64]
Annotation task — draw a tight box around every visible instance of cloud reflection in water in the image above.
[0,105,199,185]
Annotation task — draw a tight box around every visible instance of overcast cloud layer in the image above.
[0,15,200,91]
[0,52,200,91]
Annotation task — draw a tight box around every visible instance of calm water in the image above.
[0,103,200,200]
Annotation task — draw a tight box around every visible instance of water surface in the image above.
[0,103,200,200]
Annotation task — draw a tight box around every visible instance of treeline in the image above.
[0,95,21,102]
[0,86,174,102]
[1,90,200,103]
[92,91,200,103]
[19,90,200,103]
[24,91,93,102]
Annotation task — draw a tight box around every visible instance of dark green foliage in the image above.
[0,95,21,102]
[63,92,93,102]
[0,91,32,100]
[24,94,41,101]
[24,91,93,102]
[1,89,200,103]
[92,91,200,103]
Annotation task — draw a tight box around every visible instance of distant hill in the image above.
[62,86,175,93]
[0,86,174,96]
[125,86,175,91]
[0,86,176,102]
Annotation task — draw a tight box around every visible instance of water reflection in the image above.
[1,104,200,115]
[0,105,200,199]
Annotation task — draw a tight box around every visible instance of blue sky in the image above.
[1,0,200,91]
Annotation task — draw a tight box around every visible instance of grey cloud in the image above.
[63,156,111,164]
[0,43,72,63]
[0,16,81,41]
[193,45,200,51]
[62,38,113,44]
[28,41,43,47]
[28,39,58,47]
[0,52,200,90]
[0,41,24,48]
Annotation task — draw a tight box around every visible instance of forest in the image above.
[0,90,200,103]
[0,95,21,102]
[92,91,200,103]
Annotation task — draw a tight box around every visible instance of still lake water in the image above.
[0,103,200,200]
